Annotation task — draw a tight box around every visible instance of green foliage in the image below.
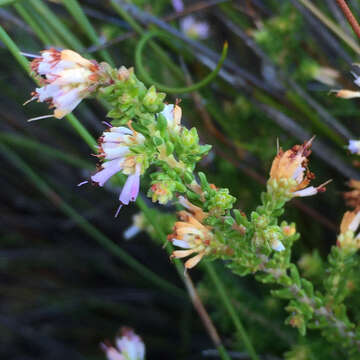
[3,0,360,359]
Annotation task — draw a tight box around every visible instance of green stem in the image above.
[205,262,259,360]
[66,113,97,150]
[0,141,186,298]
[0,0,18,5]
[298,0,360,55]
[217,345,232,360]
[0,25,30,73]
[135,30,228,93]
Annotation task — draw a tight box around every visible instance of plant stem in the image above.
[297,0,360,55]
[204,262,259,360]
[335,0,360,40]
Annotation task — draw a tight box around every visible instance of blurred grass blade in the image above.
[0,141,186,298]
[14,3,55,45]
[62,0,114,65]
[29,0,83,50]
[297,0,360,55]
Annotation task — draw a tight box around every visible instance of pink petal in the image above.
[91,160,122,186]
[119,173,140,205]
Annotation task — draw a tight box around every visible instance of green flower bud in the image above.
[152,136,163,146]
[207,188,236,216]
[183,171,195,184]
[157,113,168,132]
[181,127,199,147]
[148,179,175,205]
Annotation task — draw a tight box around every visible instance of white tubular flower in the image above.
[160,103,182,133]
[169,210,213,269]
[29,49,106,119]
[340,210,360,235]
[271,238,285,252]
[180,16,210,40]
[348,140,360,155]
[269,137,330,198]
[337,209,360,251]
[123,213,146,240]
[333,67,360,99]
[102,327,145,360]
[91,126,145,212]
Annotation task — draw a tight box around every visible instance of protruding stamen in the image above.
[77,181,88,187]
[102,121,113,128]
[27,114,54,122]
[23,97,37,106]
[20,51,41,58]
[317,179,333,191]
[114,203,123,218]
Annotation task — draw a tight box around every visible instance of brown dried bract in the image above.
[344,179,360,209]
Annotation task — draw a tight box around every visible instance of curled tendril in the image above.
[135,30,228,94]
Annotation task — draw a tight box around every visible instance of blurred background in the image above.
[1,0,360,359]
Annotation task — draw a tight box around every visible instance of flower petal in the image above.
[91,159,122,186]
[119,166,140,205]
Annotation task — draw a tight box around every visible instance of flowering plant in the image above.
[23,46,360,359]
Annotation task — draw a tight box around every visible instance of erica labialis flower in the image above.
[169,210,213,269]
[271,238,285,252]
[28,49,107,119]
[101,327,145,360]
[333,67,360,99]
[344,179,360,209]
[161,103,182,133]
[91,125,145,213]
[269,137,329,197]
[348,140,360,155]
[171,0,184,12]
[180,16,210,40]
[337,209,360,251]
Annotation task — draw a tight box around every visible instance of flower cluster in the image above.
[27,48,360,356]
[334,65,360,100]
[268,137,329,199]
[28,49,111,119]
[102,327,145,360]
[91,125,146,213]
[169,197,210,269]
[332,69,360,157]
[26,50,329,271]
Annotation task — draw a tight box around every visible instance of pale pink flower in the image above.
[171,0,184,12]
[91,126,145,213]
[180,16,209,40]
[160,103,182,133]
[271,238,285,252]
[28,49,105,119]
[348,140,360,155]
[102,327,145,360]
[169,210,213,269]
[270,138,330,197]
